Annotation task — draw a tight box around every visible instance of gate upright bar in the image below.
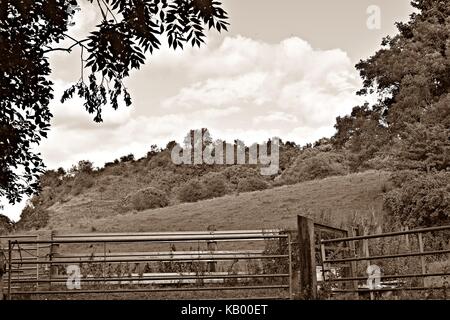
[297,215,317,299]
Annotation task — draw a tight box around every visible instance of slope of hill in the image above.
[45,170,390,233]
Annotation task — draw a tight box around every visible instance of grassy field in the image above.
[45,170,391,233]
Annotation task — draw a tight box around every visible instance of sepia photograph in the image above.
[0,0,449,310]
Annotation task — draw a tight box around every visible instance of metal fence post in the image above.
[297,215,317,299]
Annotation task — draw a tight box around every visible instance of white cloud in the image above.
[157,35,366,143]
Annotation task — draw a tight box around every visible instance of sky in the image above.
[2,0,414,221]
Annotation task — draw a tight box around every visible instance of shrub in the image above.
[70,160,94,174]
[120,154,135,162]
[280,150,349,185]
[391,123,450,172]
[16,206,49,230]
[237,176,269,193]
[383,171,450,228]
[200,172,228,199]
[106,164,124,176]
[177,179,206,203]
[149,151,172,169]
[0,214,14,234]
[221,166,261,185]
[121,187,169,211]
[71,173,95,196]
[177,173,228,203]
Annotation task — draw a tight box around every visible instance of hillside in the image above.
[45,170,390,233]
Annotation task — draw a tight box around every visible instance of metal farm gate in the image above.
[1,229,294,300]
[3,216,449,300]
[319,225,450,299]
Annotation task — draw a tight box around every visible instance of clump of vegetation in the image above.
[200,172,228,199]
[383,171,450,228]
[237,176,269,193]
[177,180,205,203]
[71,173,95,196]
[121,187,169,212]
[279,150,349,185]
[120,154,135,163]
[0,214,14,234]
[177,173,228,203]
[221,166,261,185]
[16,205,49,230]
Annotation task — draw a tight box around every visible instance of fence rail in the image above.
[319,224,450,299]
[2,229,294,300]
[3,216,448,300]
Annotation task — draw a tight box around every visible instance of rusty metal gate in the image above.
[2,230,294,300]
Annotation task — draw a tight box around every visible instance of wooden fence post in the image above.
[297,215,317,299]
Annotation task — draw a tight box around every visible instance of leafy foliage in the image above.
[384,171,450,228]
[332,104,390,171]
[333,0,450,171]
[0,0,228,207]
[177,179,205,203]
[279,149,349,185]
[121,186,169,211]
[177,172,228,203]
[15,205,50,231]
[61,0,229,122]
[69,160,95,175]
[391,123,449,172]
[237,176,269,193]
[0,214,14,235]
[0,0,75,205]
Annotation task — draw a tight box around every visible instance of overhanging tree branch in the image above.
[42,37,89,54]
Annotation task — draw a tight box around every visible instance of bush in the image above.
[237,176,269,193]
[149,150,172,169]
[177,179,205,203]
[121,187,169,211]
[201,172,228,198]
[70,160,94,174]
[177,173,228,203]
[71,173,95,196]
[16,206,49,230]
[120,154,135,162]
[280,150,349,185]
[221,166,261,185]
[0,214,14,234]
[383,171,450,228]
